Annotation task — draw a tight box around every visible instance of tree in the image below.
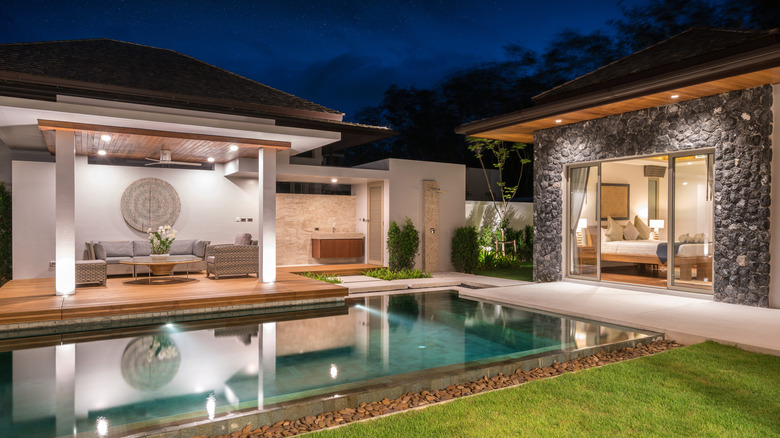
[467,137,530,253]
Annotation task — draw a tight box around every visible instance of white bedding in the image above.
[600,240,712,258]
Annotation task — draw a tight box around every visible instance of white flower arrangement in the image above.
[147,225,177,254]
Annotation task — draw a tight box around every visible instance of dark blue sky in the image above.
[1,0,640,118]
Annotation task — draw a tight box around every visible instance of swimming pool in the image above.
[0,290,657,437]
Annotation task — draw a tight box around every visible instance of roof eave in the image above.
[456,42,780,138]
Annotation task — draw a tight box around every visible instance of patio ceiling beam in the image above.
[38,120,292,149]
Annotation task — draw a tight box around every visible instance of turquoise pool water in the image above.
[0,291,653,437]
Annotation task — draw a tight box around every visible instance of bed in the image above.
[599,240,712,281]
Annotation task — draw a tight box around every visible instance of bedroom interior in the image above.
[568,152,714,293]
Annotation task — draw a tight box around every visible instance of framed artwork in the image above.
[600,183,630,220]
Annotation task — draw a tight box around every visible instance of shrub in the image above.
[451,226,479,273]
[387,217,420,270]
[0,182,10,287]
[365,267,431,280]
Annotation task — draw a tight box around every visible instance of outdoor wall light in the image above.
[100,134,112,142]
[97,149,107,156]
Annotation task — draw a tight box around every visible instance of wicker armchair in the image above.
[205,244,259,279]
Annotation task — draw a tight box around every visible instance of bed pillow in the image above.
[678,233,692,243]
[693,233,706,243]
[633,216,651,240]
[623,221,640,240]
[605,217,624,242]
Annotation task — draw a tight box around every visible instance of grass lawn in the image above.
[476,261,533,282]
[315,342,780,437]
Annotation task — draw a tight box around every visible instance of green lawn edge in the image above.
[315,342,780,437]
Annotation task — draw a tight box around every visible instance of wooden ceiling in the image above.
[473,67,780,143]
[38,120,291,164]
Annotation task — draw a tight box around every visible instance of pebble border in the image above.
[186,340,680,438]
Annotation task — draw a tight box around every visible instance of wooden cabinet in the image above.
[312,238,364,258]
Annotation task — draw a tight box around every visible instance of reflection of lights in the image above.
[575,332,587,342]
[418,345,426,349]
[96,417,109,437]
[195,386,204,393]
[165,323,174,328]
[245,363,258,374]
[330,363,338,379]
[206,394,216,420]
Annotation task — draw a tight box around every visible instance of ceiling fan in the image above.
[144,148,201,167]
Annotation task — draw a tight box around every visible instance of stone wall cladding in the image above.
[533,85,772,307]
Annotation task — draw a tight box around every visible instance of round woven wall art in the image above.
[121,178,181,232]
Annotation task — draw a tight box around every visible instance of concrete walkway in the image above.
[458,280,780,356]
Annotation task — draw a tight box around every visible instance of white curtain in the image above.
[569,167,590,235]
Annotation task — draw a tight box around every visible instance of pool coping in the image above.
[129,332,664,438]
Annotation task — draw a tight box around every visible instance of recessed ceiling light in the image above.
[555,119,562,123]
[229,144,239,152]
[331,178,338,183]
[207,157,215,163]
[97,149,107,156]
[100,134,112,142]
[671,94,679,99]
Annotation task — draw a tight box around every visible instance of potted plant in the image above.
[147,225,177,261]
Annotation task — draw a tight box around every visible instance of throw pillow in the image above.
[605,217,624,242]
[234,233,252,246]
[693,233,706,243]
[633,216,651,240]
[623,221,640,240]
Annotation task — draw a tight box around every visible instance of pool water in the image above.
[0,291,653,437]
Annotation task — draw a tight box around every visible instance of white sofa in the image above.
[85,239,210,275]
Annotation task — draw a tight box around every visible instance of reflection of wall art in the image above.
[600,183,630,220]
[121,335,181,391]
[121,178,181,232]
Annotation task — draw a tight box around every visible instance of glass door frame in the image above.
[565,162,601,281]
[667,148,715,294]
[564,148,715,295]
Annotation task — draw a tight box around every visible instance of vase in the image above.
[150,253,170,262]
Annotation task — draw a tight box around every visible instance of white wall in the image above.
[12,161,56,279]
[465,201,533,231]
[13,157,262,279]
[385,159,466,271]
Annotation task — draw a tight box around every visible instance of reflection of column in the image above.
[55,344,76,437]
[355,299,369,359]
[381,296,389,372]
[258,322,276,408]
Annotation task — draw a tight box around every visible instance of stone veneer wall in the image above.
[533,85,773,307]
[276,194,357,265]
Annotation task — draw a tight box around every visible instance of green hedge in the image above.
[451,226,479,273]
[387,217,420,271]
[0,182,10,287]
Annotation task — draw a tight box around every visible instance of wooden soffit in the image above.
[38,120,291,164]
[460,66,780,144]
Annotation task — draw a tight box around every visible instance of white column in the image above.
[55,130,76,296]
[258,148,277,282]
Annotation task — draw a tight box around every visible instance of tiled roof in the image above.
[534,28,778,104]
[0,38,342,115]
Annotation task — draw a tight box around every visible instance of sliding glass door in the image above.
[670,153,714,291]
[567,165,599,279]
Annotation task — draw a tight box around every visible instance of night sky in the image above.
[1,0,639,119]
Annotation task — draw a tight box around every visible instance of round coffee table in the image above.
[120,255,202,284]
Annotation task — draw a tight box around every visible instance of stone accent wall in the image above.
[534,85,773,307]
[423,180,440,272]
[276,194,357,265]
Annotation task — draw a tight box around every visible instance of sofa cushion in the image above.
[133,240,152,256]
[234,233,252,245]
[170,239,195,255]
[206,255,215,264]
[193,240,209,258]
[105,256,130,265]
[92,241,133,259]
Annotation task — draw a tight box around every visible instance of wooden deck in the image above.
[0,264,378,326]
